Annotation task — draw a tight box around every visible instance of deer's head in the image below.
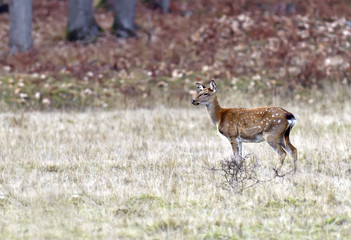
[192,80,217,106]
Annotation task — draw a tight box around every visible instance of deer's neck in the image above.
[206,96,222,125]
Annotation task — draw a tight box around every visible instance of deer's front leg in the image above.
[230,138,242,163]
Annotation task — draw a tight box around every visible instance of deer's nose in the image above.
[192,100,199,105]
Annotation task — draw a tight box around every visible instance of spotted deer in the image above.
[192,80,298,172]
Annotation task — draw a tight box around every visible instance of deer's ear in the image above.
[196,83,205,91]
[209,80,217,92]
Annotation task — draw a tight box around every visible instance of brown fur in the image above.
[192,80,298,172]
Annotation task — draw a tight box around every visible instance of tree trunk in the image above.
[111,0,137,38]
[8,0,33,54]
[159,0,170,13]
[66,0,102,42]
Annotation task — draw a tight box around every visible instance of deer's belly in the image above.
[240,134,265,143]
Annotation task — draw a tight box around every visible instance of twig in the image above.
[204,153,294,193]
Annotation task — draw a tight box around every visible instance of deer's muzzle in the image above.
[192,100,200,106]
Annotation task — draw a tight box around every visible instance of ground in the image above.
[0,89,350,239]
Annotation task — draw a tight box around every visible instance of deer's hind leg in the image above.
[282,135,298,172]
[264,134,287,171]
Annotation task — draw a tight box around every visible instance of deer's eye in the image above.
[204,93,209,96]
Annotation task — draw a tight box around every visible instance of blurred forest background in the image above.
[0,0,351,110]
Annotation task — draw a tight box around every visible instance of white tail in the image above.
[192,80,298,172]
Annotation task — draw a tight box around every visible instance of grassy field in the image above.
[0,88,350,239]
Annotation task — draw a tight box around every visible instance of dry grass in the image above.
[0,92,350,239]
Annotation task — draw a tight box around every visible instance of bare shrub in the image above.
[220,154,293,193]
[220,154,259,192]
